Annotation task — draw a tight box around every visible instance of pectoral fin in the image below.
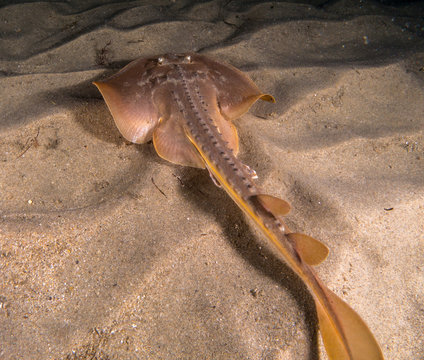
[286,233,329,266]
[198,54,275,120]
[93,57,161,144]
[316,286,384,360]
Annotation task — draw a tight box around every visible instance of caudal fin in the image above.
[315,285,384,360]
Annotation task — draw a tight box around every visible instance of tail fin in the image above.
[315,285,384,360]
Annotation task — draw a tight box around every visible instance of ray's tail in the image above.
[258,192,385,359]
[253,192,384,360]
[190,133,385,360]
[256,192,385,360]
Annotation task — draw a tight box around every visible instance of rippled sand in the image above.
[1,1,423,359]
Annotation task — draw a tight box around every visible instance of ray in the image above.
[94,53,384,360]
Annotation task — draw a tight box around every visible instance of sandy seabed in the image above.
[1,1,423,359]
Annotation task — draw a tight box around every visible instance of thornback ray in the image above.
[94,52,384,360]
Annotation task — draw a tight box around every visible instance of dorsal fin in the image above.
[315,286,385,360]
[287,233,329,266]
[254,194,291,217]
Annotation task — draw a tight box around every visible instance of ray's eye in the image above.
[184,55,192,63]
[157,57,164,65]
